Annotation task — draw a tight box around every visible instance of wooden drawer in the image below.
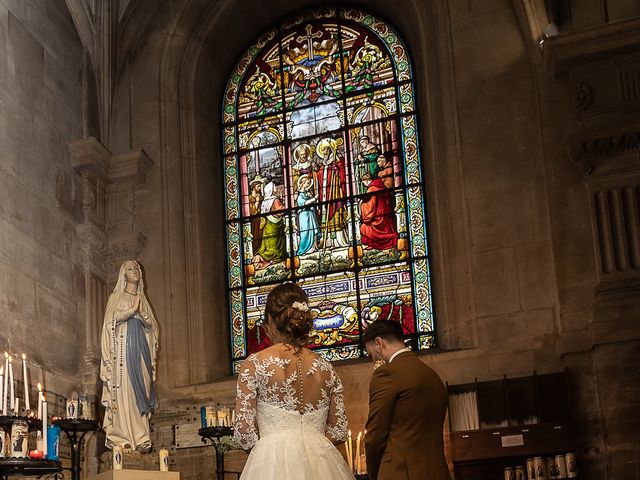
[450,422,576,462]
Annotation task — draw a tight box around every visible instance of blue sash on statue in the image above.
[126,315,157,415]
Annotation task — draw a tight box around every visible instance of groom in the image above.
[364,320,451,480]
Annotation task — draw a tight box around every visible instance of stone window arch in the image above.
[222,7,435,371]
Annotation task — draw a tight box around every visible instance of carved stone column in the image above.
[544,17,640,342]
[71,138,154,396]
[541,22,640,478]
[568,124,640,340]
[70,137,111,395]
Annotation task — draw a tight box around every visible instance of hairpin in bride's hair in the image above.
[291,301,309,312]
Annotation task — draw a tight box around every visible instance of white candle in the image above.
[8,356,14,412]
[347,430,353,471]
[2,353,8,415]
[217,408,225,427]
[42,398,47,457]
[355,431,362,474]
[14,397,19,415]
[344,440,350,470]
[159,448,169,472]
[0,367,4,416]
[21,354,29,412]
[37,384,42,420]
[361,430,367,474]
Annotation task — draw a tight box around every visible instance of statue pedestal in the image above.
[97,470,180,480]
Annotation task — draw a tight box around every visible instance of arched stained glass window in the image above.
[223,7,434,372]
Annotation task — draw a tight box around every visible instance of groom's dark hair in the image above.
[363,320,405,344]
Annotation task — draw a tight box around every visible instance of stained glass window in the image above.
[223,8,435,372]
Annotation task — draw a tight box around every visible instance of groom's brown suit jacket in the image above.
[365,351,451,480]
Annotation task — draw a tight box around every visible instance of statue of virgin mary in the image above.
[100,260,159,452]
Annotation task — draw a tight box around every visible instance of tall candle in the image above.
[360,430,367,474]
[347,430,353,471]
[14,397,19,415]
[8,356,14,411]
[42,398,47,457]
[344,440,349,465]
[0,367,4,416]
[21,354,29,411]
[37,384,42,420]
[355,431,362,474]
[2,353,8,414]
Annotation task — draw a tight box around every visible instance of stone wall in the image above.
[0,1,108,475]
[0,0,86,397]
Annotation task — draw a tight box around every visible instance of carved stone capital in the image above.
[107,232,148,280]
[77,224,110,274]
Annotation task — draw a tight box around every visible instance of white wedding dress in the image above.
[234,345,353,479]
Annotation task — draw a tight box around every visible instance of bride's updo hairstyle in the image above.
[264,282,313,350]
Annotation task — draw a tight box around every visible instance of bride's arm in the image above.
[233,355,259,451]
[325,367,348,445]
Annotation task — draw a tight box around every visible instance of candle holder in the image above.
[0,415,62,479]
[0,414,42,431]
[53,417,100,480]
[198,426,235,480]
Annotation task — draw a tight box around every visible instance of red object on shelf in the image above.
[28,450,44,459]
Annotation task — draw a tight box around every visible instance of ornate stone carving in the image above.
[568,120,640,310]
[81,181,97,210]
[78,226,111,274]
[567,125,640,175]
[108,234,148,269]
[573,80,593,112]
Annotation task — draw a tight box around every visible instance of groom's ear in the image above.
[375,337,384,348]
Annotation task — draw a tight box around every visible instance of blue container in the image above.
[46,425,61,460]
[200,405,206,428]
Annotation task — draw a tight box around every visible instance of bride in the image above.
[234,282,353,479]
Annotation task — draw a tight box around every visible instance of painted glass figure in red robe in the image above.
[360,173,398,250]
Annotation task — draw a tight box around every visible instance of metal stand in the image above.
[0,415,62,479]
[198,426,234,480]
[53,418,100,480]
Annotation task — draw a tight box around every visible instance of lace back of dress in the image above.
[234,345,349,450]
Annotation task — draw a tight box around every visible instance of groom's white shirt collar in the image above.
[388,347,411,363]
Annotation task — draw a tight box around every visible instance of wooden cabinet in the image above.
[448,371,577,479]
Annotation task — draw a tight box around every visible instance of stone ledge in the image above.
[110,149,154,184]
[70,136,111,179]
[558,330,591,357]
[542,17,640,77]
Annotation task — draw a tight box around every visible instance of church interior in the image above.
[0,0,639,478]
